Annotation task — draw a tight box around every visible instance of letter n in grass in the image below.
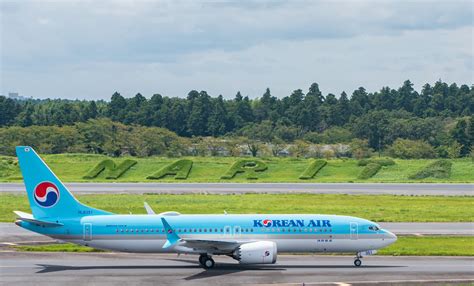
[83,159,137,179]
[146,159,193,180]
[220,159,268,180]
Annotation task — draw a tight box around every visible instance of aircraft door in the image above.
[350,222,358,240]
[83,223,92,241]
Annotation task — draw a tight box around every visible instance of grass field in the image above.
[2,193,473,222]
[13,236,474,256]
[0,154,472,183]
[377,236,474,256]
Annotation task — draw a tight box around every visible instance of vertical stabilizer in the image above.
[15,146,112,219]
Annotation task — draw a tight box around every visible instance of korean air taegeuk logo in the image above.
[34,182,60,208]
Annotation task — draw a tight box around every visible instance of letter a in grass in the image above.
[220,159,268,180]
[83,159,137,180]
[146,159,193,180]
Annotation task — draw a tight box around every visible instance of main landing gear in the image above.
[199,254,215,269]
[354,253,363,267]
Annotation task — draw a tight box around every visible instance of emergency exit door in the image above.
[350,222,358,240]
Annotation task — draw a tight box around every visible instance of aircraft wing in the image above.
[180,238,241,252]
[160,217,245,253]
[143,202,155,215]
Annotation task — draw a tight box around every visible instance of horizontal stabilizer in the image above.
[14,211,63,227]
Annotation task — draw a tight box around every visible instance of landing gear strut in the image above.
[354,253,362,267]
[199,254,215,269]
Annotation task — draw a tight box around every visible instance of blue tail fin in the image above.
[15,146,112,219]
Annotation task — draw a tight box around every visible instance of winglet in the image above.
[161,217,180,248]
[144,202,155,215]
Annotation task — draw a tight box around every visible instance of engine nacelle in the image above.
[233,241,277,264]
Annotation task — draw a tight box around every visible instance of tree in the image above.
[83,101,98,121]
[335,91,350,125]
[254,88,275,122]
[108,92,127,122]
[396,80,418,112]
[231,92,254,129]
[207,95,228,136]
[187,91,211,136]
[352,110,390,152]
[388,139,436,159]
[350,139,372,159]
[0,96,20,126]
[451,118,470,156]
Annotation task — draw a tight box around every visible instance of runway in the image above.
[1,222,472,246]
[1,182,473,196]
[0,252,472,285]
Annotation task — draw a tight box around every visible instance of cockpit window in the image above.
[368,225,380,231]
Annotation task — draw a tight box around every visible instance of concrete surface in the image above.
[1,183,473,196]
[0,252,473,285]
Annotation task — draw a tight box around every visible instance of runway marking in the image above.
[262,278,474,285]
[0,242,17,246]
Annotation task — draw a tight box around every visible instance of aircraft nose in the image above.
[384,230,397,243]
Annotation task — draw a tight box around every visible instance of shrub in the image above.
[83,159,137,179]
[358,158,395,166]
[388,139,436,159]
[221,159,268,180]
[350,139,372,159]
[299,160,327,180]
[146,159,193,180]
[0,157,18,177]
[358,163,382,179]
[409,160,452,179]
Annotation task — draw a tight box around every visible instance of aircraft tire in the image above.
[203,257,215,269]
[354,259,362,267]
[198,254,207,266]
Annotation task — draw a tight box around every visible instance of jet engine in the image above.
[232,241,277,264]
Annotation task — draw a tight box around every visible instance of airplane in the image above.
[14,146,397,269]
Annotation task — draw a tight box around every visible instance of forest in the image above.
[0,80,473,158]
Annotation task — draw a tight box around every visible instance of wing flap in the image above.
[181,238,240,252]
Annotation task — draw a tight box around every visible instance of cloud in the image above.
[0,0,472,99]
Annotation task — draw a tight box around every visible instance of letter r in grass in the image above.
[146,159,193,180]
[220,159,268,180]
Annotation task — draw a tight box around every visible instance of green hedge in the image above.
[358,163,382,179]
[221,159,268,180]
[0,157,18,177]
[83,159,137,179]
[358,158,395,166]
[299,160,327,180]
[146,159,193,180]
[409,160,452,179]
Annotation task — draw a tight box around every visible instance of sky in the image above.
[0,0,473,100]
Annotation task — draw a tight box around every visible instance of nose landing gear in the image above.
[354,253,363,267]
[199,254,215,269]
[354,258,362,267]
